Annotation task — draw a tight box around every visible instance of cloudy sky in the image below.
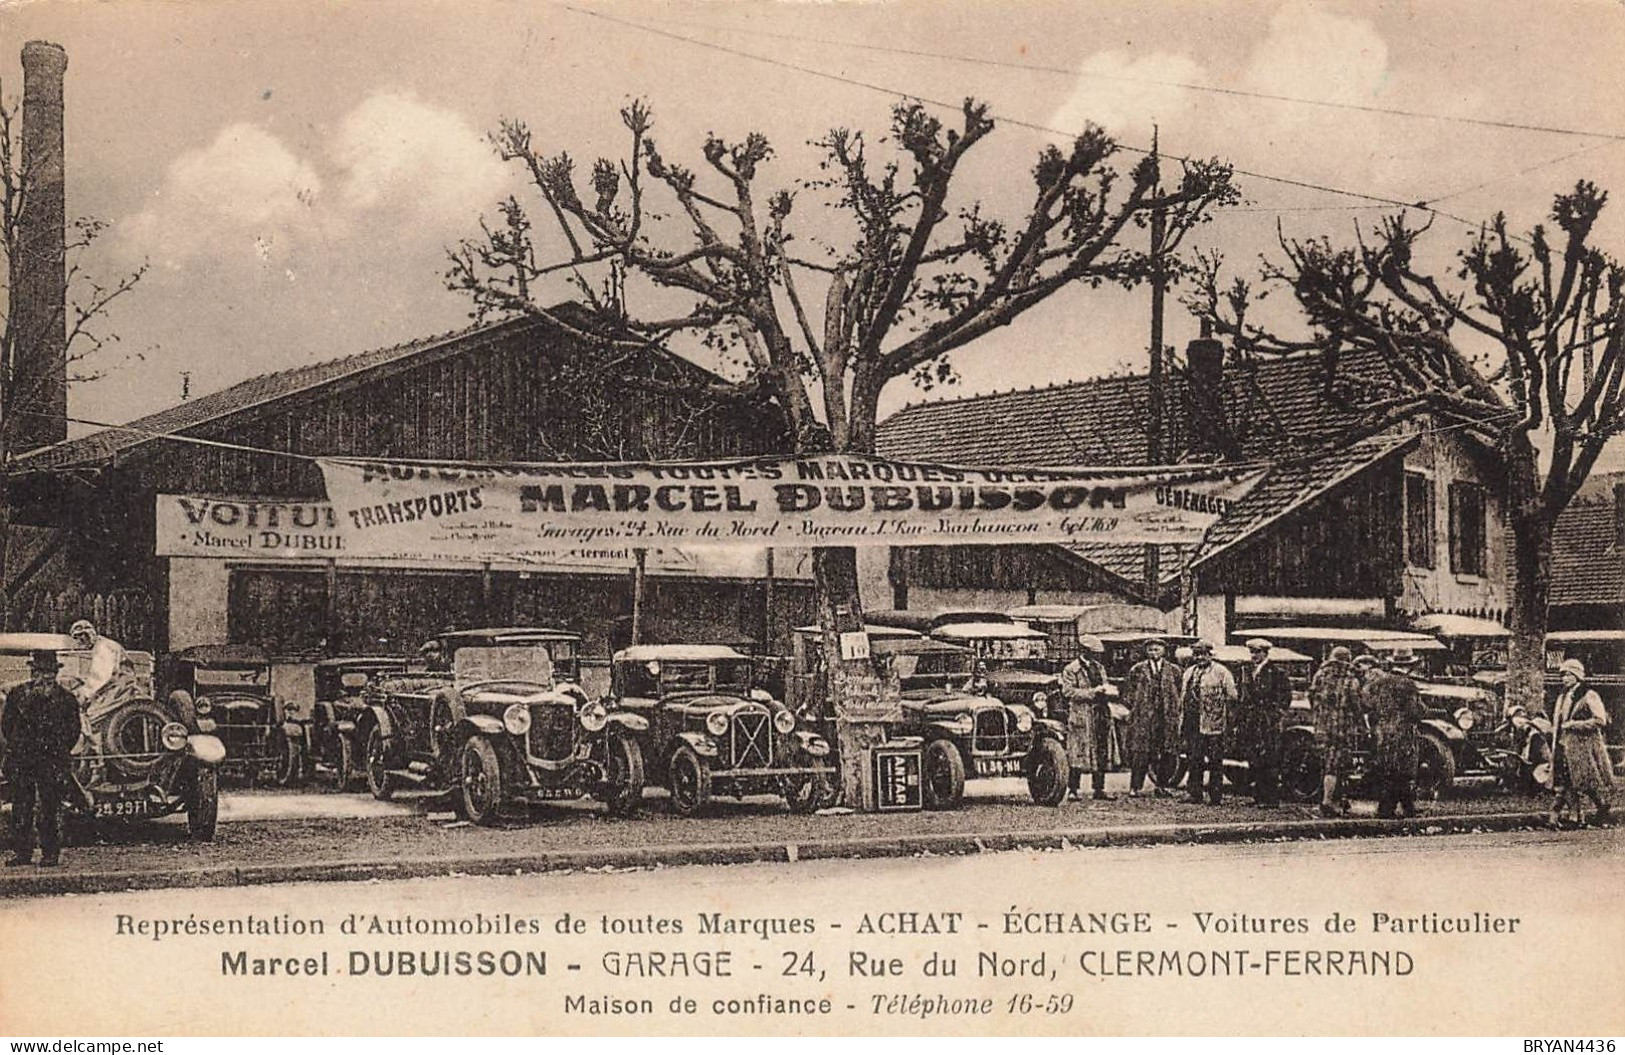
[3,0,1623,464]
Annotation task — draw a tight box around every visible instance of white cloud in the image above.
[124,123,321,268]
[330,91,510,226]
[1244,2,1389,105]
[1047,51,1205,142]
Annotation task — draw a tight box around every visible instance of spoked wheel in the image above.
[326,733,358,792]
[1026,739,1069,806]
[1279,737,1322,803]
[273,729,305,788]
[667,744,712,817]
[599,735,645,818]
[364,726,395,801]
[922,740,965,810]
[1416,735,1457,801]
[458,736,506,826]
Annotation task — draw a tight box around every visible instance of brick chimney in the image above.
[1183,323,1231,459]
[9,41,70,453]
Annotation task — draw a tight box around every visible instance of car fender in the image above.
[672,730,719,758]
[280,719,308,747]
[1038,717,1065,737]
[1421,718,1466,744]
[459,714,506,738]
[607,711,649,733]
[187,734,226,767]
[794,730,831,757]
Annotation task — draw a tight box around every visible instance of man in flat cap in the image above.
[1179,641,1236,805]
[1237,638,1292,808]
[1059,636,1114,800]
[4,651,82,867]
[1310,646,1365,817]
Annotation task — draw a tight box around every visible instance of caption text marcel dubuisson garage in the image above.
[109,905,1523,1022]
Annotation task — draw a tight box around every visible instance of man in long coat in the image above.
[1362,651,1425,819]
[1310,646,1366,817]
[1236,638,1293,808]
[1122,639,1182,796]
[4,651,82,867]
[1180,642,1237,805]
[1059,636,1113,800]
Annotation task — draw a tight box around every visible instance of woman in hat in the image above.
[1549,659,1613,828]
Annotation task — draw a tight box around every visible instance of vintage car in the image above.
[362,628,646,824]
[870,611,1059,712]
[1243,627,1508,800]
[298,656,408,790]
[612,644,835,816]
[161,644,294,786]
[0,633,222,839]
[782,622,1069,808]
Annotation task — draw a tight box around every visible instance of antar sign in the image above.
[316,455,1264,560]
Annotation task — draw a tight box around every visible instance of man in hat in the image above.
[1180,641,1237,805]
[1237,638,1293,808]
[1311,646,1366,817]
[1122,639,1183,796]
[69,619,131,730]
[1362,649,1427,818]
[4,651,82,867]
[1059,636,1114,801]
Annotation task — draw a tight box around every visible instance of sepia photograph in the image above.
[0,0,1622,1039]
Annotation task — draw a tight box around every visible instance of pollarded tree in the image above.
[448,98,1238,798]
[1189,181,1624,713]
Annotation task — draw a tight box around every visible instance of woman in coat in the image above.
[1550,659,1614,828]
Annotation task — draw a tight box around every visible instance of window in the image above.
[1405,472,1436,569]
[1448,482,1487,577]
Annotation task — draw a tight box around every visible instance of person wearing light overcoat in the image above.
[1549,659,1614,827]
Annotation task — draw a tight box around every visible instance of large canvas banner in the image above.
[315,454,1265,560]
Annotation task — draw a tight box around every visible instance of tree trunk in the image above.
[1503,436,1552,715]
[814,545,885,808]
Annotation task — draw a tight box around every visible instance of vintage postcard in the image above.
[1,0,1622,1038]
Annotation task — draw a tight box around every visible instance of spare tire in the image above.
[102,700,175,781]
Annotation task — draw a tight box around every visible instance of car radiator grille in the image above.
[973,708,1013,755]
[730,711,772,769]
[528,704,577,761]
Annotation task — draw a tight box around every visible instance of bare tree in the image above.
[1189,181,1624,712]
[448,98,1238,798]
[1,87,147,626]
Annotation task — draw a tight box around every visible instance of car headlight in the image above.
[161,722,189,752]
[194,697,212,716]
[1031,691,1048,709]
[578,700,609,733]
[706,710,730,737]
[1013,707,1034,732]
[503,703,532,736]
[774,709,795,735]
[1454,707,1476,732]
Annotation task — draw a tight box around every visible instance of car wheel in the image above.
[600,735,645,818]
[273,729,304,788]
[332,733,357,793]
[104,701,173,781]
[1279,735,1322,803]
[1416,735,1457,801]
[458,736,506,826]
[364,726,395,801]
[1026,738,1069,806]
[922,740,965,810]
[667,744,712,818]
[1149,750,1186,790]
[786,771,836,814]
[188,767,219,841]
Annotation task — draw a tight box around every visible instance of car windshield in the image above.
[658,660,753,695]
[454,645,555,689]
[193,667,269,689]
[963,637,1048,662]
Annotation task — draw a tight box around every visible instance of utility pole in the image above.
[1144,128,1166,600]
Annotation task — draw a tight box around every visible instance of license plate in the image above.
[528,786,583,801]
[93,797,152,819]
[974,758,1025,778]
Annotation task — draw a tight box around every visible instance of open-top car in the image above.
[161,644,294,786]
[611,644,835,816]
[299,656,408,790]
[0,632,223,839]
[871,611,1059,713]
[362,628,646,824]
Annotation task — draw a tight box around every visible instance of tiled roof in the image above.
[1552,499,1623,607]
[876,346,1390,466]
[16,319,524,472]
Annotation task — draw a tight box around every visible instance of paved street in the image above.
[2,826,1619,1036]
